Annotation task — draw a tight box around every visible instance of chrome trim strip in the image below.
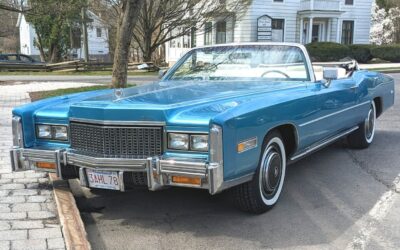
[79,168,88,187]
[12,116,24,147]
[118,172,125,192]
[208,125,224,194]
[159,159,207,177]
[299,101,370,127]
[22,149,59,163]
[290,126,359,161]
[55,150,62,179]
[10,147,21,171]
[69,117,166,126]
[67,153,147,170]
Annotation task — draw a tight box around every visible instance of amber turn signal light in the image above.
[36,162,56,169]
[172,176,201,185]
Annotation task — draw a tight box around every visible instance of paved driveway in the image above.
[71,74,398,250]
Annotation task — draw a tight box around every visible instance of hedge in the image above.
[371,45,400,63]
[348,44,375,63]
[305,42,351,62]
[305,42,400,63]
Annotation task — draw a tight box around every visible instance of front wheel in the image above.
[231,131,286,214]
[347,101,376,149]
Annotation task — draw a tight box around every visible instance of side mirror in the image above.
[158,69,168,79]
[322,67,339,87]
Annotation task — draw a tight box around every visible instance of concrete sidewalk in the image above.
[0,82,97,250]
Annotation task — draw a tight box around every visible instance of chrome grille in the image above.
[70,122,163,158]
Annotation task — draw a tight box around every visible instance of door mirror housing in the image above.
[158,69,168,79]
[322,67,339,87]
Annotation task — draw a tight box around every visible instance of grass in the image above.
[29,85,111,101]
[30,83,137,101]
[29,83,138,101]
[0,70,158,76]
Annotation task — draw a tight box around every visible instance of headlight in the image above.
[53,126,68,141]
[168,133,189,150]
[37,125,52,139]
[190,135,208,151]
[36,124,68,141]
[167,133,209,151]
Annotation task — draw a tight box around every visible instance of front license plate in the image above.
[86,169,120,190]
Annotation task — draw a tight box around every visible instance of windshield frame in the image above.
[163,43,316,83]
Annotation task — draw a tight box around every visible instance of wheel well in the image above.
[265,124,298,158]
[374,97,383,118]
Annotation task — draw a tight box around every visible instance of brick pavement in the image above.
[0,82,98,250]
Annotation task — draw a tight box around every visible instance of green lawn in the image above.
[29,85,110,101]
[0,70,158,76]
[29,84,138,101]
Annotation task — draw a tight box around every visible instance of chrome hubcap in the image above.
[261,146,282,199]
[365,104,375,141]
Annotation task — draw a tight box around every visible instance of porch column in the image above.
[300,18,304,44]
[327,19,331,42]
[336,18,341,43]
[308,17,313,43]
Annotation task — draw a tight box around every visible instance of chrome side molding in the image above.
[291,126,359,161]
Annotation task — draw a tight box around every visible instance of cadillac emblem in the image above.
[114,88,124,100]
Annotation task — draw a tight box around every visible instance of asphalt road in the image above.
[0,75,158,84]
[71,74,400,250]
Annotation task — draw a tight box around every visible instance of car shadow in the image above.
[74,130,400,249]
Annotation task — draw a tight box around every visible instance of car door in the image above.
[303,77,359,144]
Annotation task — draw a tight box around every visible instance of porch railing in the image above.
[300,0,341,11]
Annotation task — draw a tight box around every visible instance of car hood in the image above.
[34,80,307,126]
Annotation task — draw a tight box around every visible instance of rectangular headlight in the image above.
[36,124,68,141]
[53,126,68,141]
[190,135,208,151]
[37,125,52,139]
[168,133,189,150]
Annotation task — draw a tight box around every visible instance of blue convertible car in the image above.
[10,43,394,213]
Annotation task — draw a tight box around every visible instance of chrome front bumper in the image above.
[10,147,224,195]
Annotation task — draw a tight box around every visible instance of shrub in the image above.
[305,42,351,62]
[348,44,375,63]
[371,45,400,63]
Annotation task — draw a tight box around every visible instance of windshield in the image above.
[166,45,311,82]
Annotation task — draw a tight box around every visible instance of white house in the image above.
[166,0,373,64]
[17,11,110,61]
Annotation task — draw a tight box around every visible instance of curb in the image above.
[49,173,91,250]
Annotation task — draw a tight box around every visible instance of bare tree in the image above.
[133,0,252,62]
[111,0,144,88]
[0,0,24,52]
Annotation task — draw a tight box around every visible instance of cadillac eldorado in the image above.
[10,43,395,213]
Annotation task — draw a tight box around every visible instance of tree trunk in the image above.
[111,0,144,88]
[35,32,47,62]
[141,32,153,62]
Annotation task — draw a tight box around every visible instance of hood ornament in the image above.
[114,88,124,100]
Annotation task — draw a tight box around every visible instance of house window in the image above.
[216,21,226,44]
[341,20,354,44]
[191,27,197,48]
[345,0,354,5]
[272,19,285,42]
[96,28,102,37]
[204,22,212,45]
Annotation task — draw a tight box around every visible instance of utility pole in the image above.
[81,7,89,62]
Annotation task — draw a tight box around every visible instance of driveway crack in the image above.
[345,149,400,194]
